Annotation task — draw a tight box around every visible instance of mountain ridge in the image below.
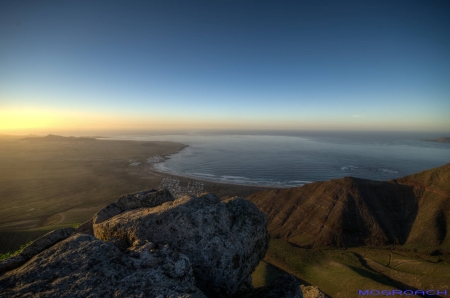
[248,163,450,252]
[19,134,97,142]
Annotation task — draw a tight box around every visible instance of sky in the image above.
[1,0,449,134]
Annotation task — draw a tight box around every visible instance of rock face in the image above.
[0,234,206,298]
[94,193,269,297]
[93,188,175,224]
[0,189,272,297]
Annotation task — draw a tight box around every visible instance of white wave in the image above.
[190,172,216,177]
[220,175,249,180]
[153,164,176,173]
[341,165,358,171]
[147,155,164,163]
[380,168,398,174]
[219,178,249,184]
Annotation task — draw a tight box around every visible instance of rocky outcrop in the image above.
[93,188,175,224]
[0,189,275,297]
[0,228,75,274]
[93,193,269,297]
[0,234,206,297]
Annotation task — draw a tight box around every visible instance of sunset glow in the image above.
[1,1,449,134]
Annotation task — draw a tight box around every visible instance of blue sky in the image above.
[1,0,449,133]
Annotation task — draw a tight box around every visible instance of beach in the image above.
[106,131,450,186]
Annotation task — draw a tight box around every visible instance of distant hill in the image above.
[19,134,97,142]
[426,137,450,143]
[0,134,41,140]
[248,163,450,251]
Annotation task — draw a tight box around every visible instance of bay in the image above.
[106,131,450,187]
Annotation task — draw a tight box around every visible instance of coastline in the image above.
[149,162,281,190]
[146,162,275,199]
[149,147,307,189]
[0,138,271,253]
[0,138,270,249]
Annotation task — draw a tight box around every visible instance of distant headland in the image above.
[425,137,450,143]
[19,134,104,142]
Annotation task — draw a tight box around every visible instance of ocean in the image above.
[107,131,450,187]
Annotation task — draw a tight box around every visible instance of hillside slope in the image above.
[248,163,450,251]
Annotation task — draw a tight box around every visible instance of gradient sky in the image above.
[1,0,449,134]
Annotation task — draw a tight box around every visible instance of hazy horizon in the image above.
[2,129,450,139]
[1,1,449,133]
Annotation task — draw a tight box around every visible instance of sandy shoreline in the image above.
[0,138,271,234]
[149,163,277,190]
[147,163,274,200]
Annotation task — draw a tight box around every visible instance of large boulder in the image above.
[93,193,269,297]
[93,188,175,224]
[0,233,206,297]
[0,228,75,274]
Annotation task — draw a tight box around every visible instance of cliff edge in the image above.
[0,189,302,297]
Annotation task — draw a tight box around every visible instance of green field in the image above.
[259,239,450,297]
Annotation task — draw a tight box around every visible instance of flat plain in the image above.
[0,136,265,253]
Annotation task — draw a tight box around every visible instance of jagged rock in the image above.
[76,218,94,235]
[0,255,25,276]
[0,234,206,298]
[93,193,269,298]
[235,274,303,298]
[93,188,174,224]
[0,227,75,274]
[301,285,329,298]
[20,228,75,259]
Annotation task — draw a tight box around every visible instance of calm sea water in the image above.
[108,131,450,187]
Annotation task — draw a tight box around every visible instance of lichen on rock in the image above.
[0,233,206,297]
[93,192,269,297]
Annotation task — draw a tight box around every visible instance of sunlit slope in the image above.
[263,239,450,298]
[248,163,450,252]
